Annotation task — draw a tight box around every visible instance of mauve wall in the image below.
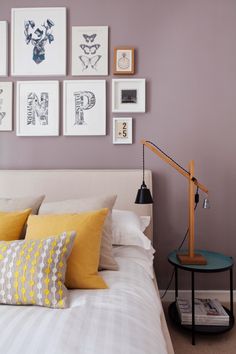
[1,0,236,290]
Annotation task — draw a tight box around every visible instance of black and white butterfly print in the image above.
[79,55,102,71]
[83,33,97,43]
[80,44,100,55]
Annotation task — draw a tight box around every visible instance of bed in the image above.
[0,169,174,354]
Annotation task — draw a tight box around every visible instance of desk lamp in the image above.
[135,139,209,265]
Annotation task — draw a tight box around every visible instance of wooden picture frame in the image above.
[113,47,134,75]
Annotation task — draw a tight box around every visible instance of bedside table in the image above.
[168,250,234,345]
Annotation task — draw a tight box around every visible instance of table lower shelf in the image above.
[169,302,235,334]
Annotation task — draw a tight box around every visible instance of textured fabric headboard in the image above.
[0,169,153,241]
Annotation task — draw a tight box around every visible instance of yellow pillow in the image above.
[0,209,32,241]
[25,208,109,289]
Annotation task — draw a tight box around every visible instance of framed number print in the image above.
[63,80,106,136]
[72,26,108,76]
[112,79,146,113]
[113,48,134,75]
[113,117,132,144]
[16,81,59,136]
[0,82,12,131]
[11,8,66,76]
[0,21,8,76]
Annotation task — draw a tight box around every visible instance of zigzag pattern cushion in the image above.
[0,231,76,309]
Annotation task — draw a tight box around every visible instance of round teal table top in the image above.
[168,249,233,272]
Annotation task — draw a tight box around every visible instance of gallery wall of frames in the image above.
[0,7,146,144]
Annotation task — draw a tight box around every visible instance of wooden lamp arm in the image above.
[141,139,208,194]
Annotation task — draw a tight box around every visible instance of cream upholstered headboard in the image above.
[0,169,153,241]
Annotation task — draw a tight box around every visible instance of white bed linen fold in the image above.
[0,246,168,354]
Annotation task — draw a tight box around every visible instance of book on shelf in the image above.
[176,298,229,326]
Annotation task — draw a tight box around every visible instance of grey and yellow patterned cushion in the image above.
[0,231,76,309]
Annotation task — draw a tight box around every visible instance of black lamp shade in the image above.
[135,182,153,204]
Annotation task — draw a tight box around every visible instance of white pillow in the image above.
[112,209,151,249]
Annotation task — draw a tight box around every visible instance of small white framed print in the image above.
[0,82,13,131]
[113,117,132,144]
[63,80,106,136]
[11,7,66,76]
[72,26,108,76]
[16,81,59,136]
[112,79,146,113]
[0,21,8,76]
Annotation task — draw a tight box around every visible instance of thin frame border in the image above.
[113,117,133,144]
[16,80,59,136]
[11,7,67,76]
[112,78,146,113]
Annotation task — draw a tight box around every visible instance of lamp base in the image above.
[177,253,207,265]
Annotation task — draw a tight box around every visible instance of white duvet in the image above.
[0,246,168,354]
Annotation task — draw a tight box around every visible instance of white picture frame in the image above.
[72,26,108,76]
[0,21,8,76]
[0,82,13,131]
[16,81,59,136]
[112,79,146,113]
[63,80,106,136]
[113,117,132,144]
[11,7,66,76]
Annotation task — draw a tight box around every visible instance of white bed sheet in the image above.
[0,246,168,354]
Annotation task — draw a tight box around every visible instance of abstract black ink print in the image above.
[27,92,49,125]
[80,44,100,55]
[79,32,102,71]
[74,91,96,125]
[24,19,55,64]
[79,55,101,71]
[0,89,6,125]
[83,33,97,43]
[121,89,137,104]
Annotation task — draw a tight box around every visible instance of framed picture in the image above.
[11,7,66,76]
[16,81,59,136]
[113,117,132,144]
[0,21,8,76]
[112,79,146,112]
[72,26,108,76]
[63,80,106,136]
[0,82,12,131]
[113,48,134,75]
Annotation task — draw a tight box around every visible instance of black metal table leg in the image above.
[191,270,195,345]
[230,267,234,319]
[175,266,178,301]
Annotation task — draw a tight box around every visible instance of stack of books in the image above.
[176,298,229,326]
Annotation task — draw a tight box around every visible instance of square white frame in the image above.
[0,21,8,76]
[72,26,108,76]
[0,82,13,131]
[113,117,132,144]
[63,80,106,136]
[112,79,146,113]
[11,8,66,76]
[16,81,59,136]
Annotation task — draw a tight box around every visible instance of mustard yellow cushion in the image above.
[0,209,32,241]
[25,209,109,289]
